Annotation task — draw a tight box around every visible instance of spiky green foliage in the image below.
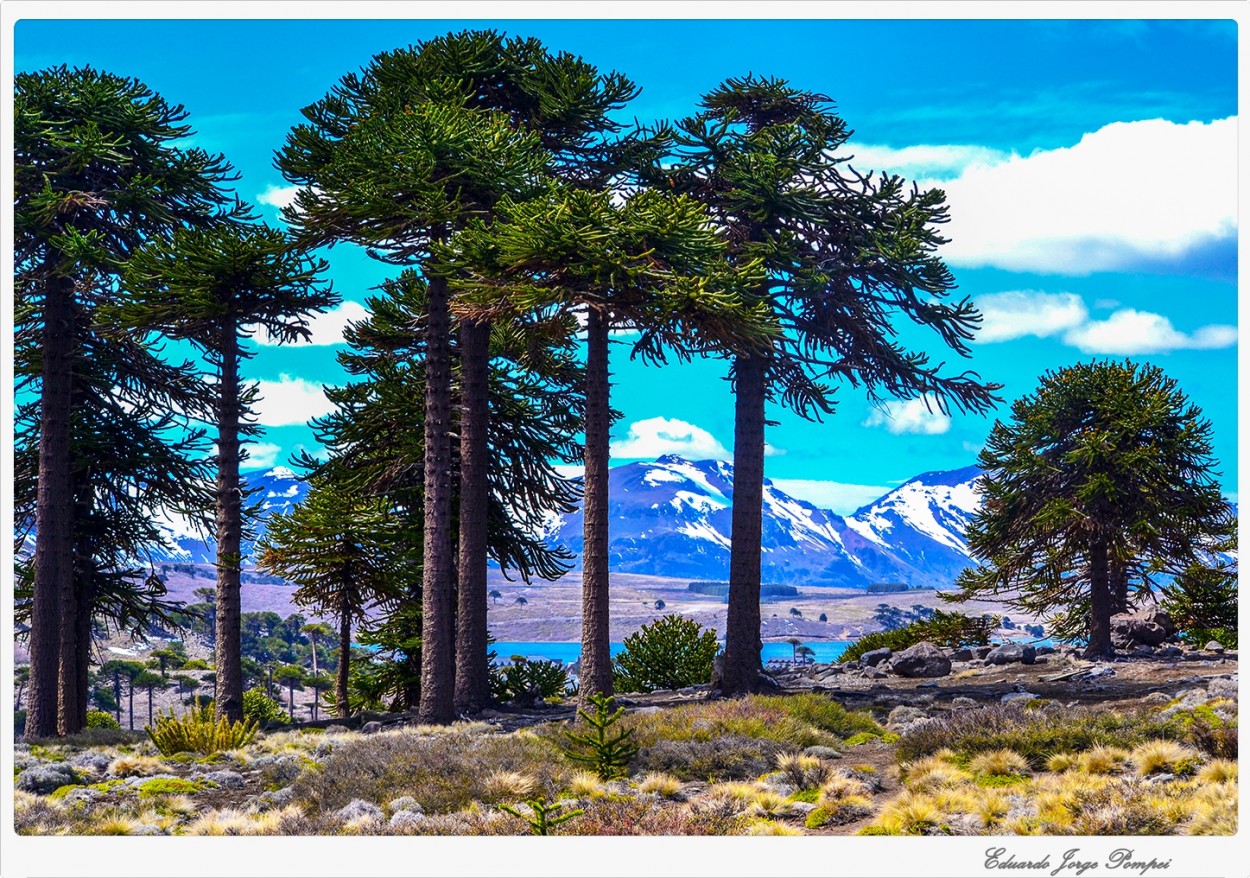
[657,76,1001,696]
[840,611,994,663]
[1162,526,1238,648]
[947,360,1233,657]
[491,660,571,702]
[613,614,720,693]
[563,693,641,780]
[15,65,238,737]
[241,688,290,727]
[499,798,584,836]
[145,705,258,756]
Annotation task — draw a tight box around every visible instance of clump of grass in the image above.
[806,794,874,828]
[708,781,765,806]
[482,770,537,802]
[559,796,745,836]
[1046,753,1078,772]
[636,772,682,798]
[872,790,947,835]
[1197,759,1237,784]
[775,752,833,790]
[137,777,209,798]
[565,770,607,799]
[1129,740,1204,777]
[967,749,1031,780]
[107,754,166,778]
[745,790,791,818]
[901,754,971,792]
[1077,744,1130,775]
[743,819,802,836]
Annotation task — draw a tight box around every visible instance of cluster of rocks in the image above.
[792,639,1060,686]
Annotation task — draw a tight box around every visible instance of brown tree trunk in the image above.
[579,308,614,706]
[214,321,245,723]
[60,459,93,735]
[418,273,457,724]
[721,354,767,696]
[1084,538,1115,659]
[337,607,351,719]
[455,319,492,712]
[27,269,75,740]
[1110,562,1129,614]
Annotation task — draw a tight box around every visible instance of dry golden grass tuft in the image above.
[482,770,537,801]
[1129,740,1204,777]
[107,754,166,778]
[636,772,683,798]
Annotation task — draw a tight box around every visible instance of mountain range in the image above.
[155,457,985,589]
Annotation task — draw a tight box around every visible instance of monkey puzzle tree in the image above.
[947,360,1233,659]
[276,30,639,720]
[15,65,235,738]
[257,478,409,719]
[114,222,336,722]
[303,272,584,710]
[300,622,334,678]
[449,184,774,704]
[662,76,1000,695]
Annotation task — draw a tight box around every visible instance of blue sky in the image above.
[14,18,1238,512]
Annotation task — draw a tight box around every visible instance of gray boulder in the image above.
[949,647,974,662]
[986,642,1037,665]
[389,810,427,830]
[1205,640,1225,654]
[802,745,843,761]
[69,751,113,773]
[951,696,979,709]
[336,799,384,823]
[16,763,80,794]
[891,642,952,678]
[1110,608,1176,647]
[860,648,893,667]
[361,721,384,734]
[885,706,929,732]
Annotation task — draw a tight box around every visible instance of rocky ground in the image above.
[13,644,1237,837]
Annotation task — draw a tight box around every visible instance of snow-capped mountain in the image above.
[548,455,983,588]
[153,466,310,564]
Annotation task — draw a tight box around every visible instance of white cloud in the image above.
[863,396,951,435]
[257,184,301,211]
[860,118,1236,274]
[770,479,890,516]
[610,417,731,460]
[846,143,1009,181]
[252,301,370,347]
[1063,309,1237,355]
[253,375,336,427]
[974,290,1089,343]
[241,442,283,471]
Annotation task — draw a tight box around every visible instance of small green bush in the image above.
[243,687,292,726]
[499,798,583,835]
[490,660,570,702]
[841,610,994,663]
[563,693,639,780]
[145,705,259,756]
[612,614,719,693]
[86,710,121,730]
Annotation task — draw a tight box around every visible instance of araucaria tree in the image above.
[947,360,1233,659]
[663,77,1000,695]
[116,223,335,722]
[449,185,774,704]
[276,30,636,720]
[257,478,408,719]
[15,66,235,737]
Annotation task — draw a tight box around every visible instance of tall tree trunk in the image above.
[60,459,93,735]
[128,680,135,731]
[309,634,319,677]
[214,321,245,723]
[1110,562,1129,614]
[147,688,154,726]
[579,308,614,706]
[418,273,456,724]
[455,319,492,712]
[112,673,122,724]
[721,354,767,696]
[1084,538,1115,659]
[27,270,75,739]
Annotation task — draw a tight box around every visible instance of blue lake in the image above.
[492,640,852,666]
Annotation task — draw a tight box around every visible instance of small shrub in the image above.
[775,752,832,790]
[499,798,582,836]
[86,710,121,730]
[612,615,719,693]
[636,736,783,782]
[562,693,639,781]
[243,688,292,727]
[841,610,993,663]
[967,749,1031,780]
[490,660,571,702]
[752,694,884,739]
[145,705,259,756]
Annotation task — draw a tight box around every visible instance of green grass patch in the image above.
[137,777,211,798]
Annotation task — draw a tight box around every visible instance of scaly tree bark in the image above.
[15,67,233,736]
[579,309,614,701]
[115,222,334,723]
[664,77,1001,695]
